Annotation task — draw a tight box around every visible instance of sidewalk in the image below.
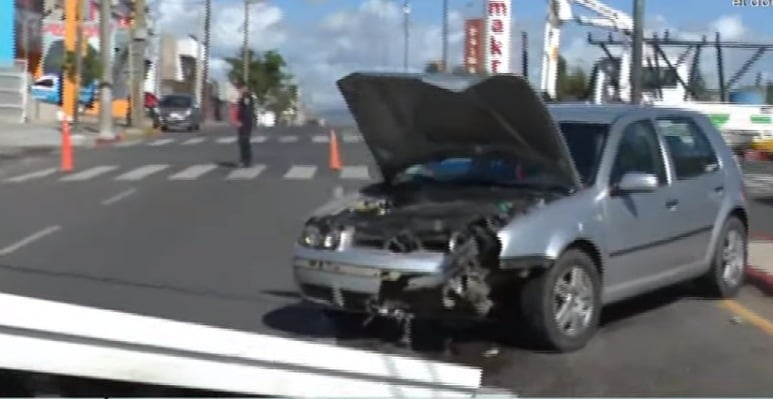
[748,236,773,295]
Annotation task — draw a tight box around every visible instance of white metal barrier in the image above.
[0,292,496,397]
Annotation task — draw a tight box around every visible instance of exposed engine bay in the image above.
[302,184,565,321]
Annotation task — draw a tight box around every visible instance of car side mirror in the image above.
[613,172,659,194]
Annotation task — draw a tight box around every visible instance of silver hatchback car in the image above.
[292,73,748,352]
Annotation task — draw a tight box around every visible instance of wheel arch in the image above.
[561,238,604,278]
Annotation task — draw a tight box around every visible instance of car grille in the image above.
[300,284,372,310]
[352,231,450,252]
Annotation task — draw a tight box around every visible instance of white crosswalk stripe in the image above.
[60,166,119,181]
[148,138,175,146]
[182,137,206,145]
[216,137,237,144]
[251,135,268,143]
[3,163,376,184]
[340,165,370,180]
[312,135,329,143]
[342,134,361,143]
[5,167,58,182]
[226,164,266,180]
[278,135,299,143]
[115,164,170,181]
[284,165,317,179]
[169,164,218,180]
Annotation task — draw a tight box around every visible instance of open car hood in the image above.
[337,73,582,190]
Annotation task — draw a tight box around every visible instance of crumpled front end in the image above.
[293,187,554,319]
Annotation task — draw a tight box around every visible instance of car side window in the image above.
[610,120,667,186]
[655,117,719,180]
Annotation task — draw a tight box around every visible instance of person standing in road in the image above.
[231,79,256,167]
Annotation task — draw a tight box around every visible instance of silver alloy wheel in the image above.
[721,229,746,287]
[552,266,594,337]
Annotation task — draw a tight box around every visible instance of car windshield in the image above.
[392,156,571,191]
[559,122,609,185]
[159,95,192,108]
[392,122,609,190]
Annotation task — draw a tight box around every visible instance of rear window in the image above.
[159,95,192,108]
[559,122,609,185]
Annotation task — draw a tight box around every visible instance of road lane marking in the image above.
[4,168,58,183]
[340,165,370,180]
[226,164,266,180]
[279,135,299,143]
[251,135,267,143]
[720,300,773,336]
[147,138,175,146]
[101,188,136,206]
[59,166,119,181]
[182,137,206,145]
[312,135,329,143]
[0,225,62,256]
[115,164,169,181]
[284,165,317,180]
[169,164,218,180]
[216,137,237,144]
[342,134,361,143]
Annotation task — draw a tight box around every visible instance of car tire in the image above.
[695,217,746,298]
[520,249,602,352]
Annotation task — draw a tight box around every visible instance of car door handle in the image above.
[713,185,724,194]
[665,199,679,209]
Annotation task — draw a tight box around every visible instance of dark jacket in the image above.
[237,91,256,127]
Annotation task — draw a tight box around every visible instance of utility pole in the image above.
[630,0,644,104]
[402,0,410,72]
[242,0,250,84]
[441,0,448,72]
[98,0,114,139]
[130,0,148,128]
[191,34,203,106]
[202,0,211,120]
[72,0,85,127]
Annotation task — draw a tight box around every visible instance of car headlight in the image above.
[299,221,340,250]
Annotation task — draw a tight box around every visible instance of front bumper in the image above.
[292,245,469,317]
[158,114,194,128]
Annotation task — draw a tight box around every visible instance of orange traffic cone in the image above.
[60,119,73,172]
[329,129,342,170]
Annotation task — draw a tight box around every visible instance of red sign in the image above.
[464,19,484,74]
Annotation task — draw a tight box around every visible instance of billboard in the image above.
[464,19,484,74]
[484,0,511,74]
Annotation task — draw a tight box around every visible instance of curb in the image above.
[748,233,773,295]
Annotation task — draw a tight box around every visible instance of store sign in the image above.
[464,19,484,74]
[484,0,511,74]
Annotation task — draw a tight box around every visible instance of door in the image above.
[655,116,724,267]
[604,119,679,291]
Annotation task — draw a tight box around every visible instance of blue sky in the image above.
[156,0,773,111]
[277,0,770,31]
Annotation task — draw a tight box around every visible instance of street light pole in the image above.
[402,0,410,72]
[630,0,644,104]
[98,0,114,139]
[441,0,448,71]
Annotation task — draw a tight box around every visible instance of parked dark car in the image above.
[155,94,202,132]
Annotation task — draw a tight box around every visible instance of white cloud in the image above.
[151,0,286,78]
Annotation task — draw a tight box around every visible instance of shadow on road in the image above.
[216,161,239,168]
[261,282,700,358]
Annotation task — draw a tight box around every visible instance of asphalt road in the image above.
[0,124,771,396]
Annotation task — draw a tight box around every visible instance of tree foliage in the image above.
[61,47,101,86]
[225,48,295,108]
